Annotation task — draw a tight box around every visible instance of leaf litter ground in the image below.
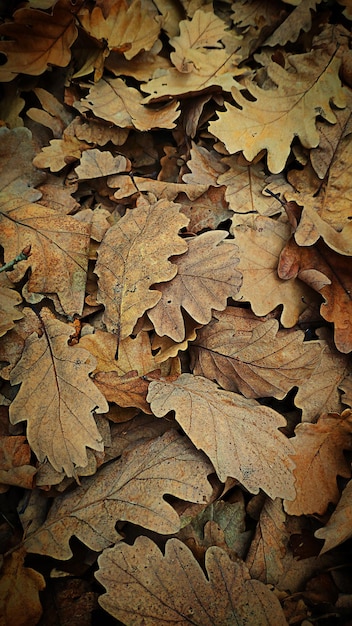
[0,1,352,625]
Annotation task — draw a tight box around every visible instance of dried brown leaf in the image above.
[278,238,352,353]
[232,215,314,327]
[0,435,36,490]
[9,308,108,477]
[0,273,23,338]
[148,373,296,499]
[77,0,161,60]
[24,430,213,559]
[0,127,45,201]
[0,196,90,316]
[0,0,77,81]
[96,536,288,626]
[0,548,45,626]
[75,77,180,131]
[74,149,130,180]
[209,48,346,173]
[147,231,242,342]
[315,479,352,553]
[190,307,321,399]
[284,409,352,516]
[95,195,188,342]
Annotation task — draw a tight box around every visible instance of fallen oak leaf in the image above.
[77,0,161,60]
[23,430,213,560]
[190,307,322,399]
[0,0,78,82]
[315,479,352,553]
[232,215,314,328]
[9,308,108,477]
[0,273,23,338]
[0,548,45,626]
[95,194,189,344]
[278,237,352,353]
[148,373,296,500]
[75,77,180,131]
[284,409,352,516]
[96,536,289,626]
[94,369,153,414]
[147,231,242,342]
[209,47,345,173]
[0,195,90,316]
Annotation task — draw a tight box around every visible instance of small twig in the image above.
[264,188,286,207]
[0,245,31,273]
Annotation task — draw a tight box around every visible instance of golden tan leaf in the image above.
[105,43,172,82]
[278,238,352,353]
[176,187,233,233]
[24,430,213,559]
[111,175,207,201]
[0,196,90,316]
[0,548,45,626]
[0,127,45,200]
[264,0,321,46]
[0,307,42,380]
[94,369,152,413]
[294,331,351,421]
[284,126,352,255]
[209,48,346,173]
[74,149,130,181]
[75,77,180,131]
[73,117,129,146]
[182,142,227,186]
[170,9,228,73]
[315,479,352,553]
[96,536,288,626]
[232,215,314,327]
[310,92,352,180]
[142,10,244,101]
[78,329,157,376]
[27,87,73,138]
[0,435,36,490]
[190,307,321,399]
[78,0,161,60]
[284,409,352,516]
[0,273,23,338]
[95,195,189,343]
[32,134,89,172]
[246,497,288,585]
[147,231,242,342]
[9,308,108,477]
[218,155,286,216]
[0,0,77,81]
[148,373,295,499]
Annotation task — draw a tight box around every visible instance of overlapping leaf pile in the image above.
[0,1,352,624]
